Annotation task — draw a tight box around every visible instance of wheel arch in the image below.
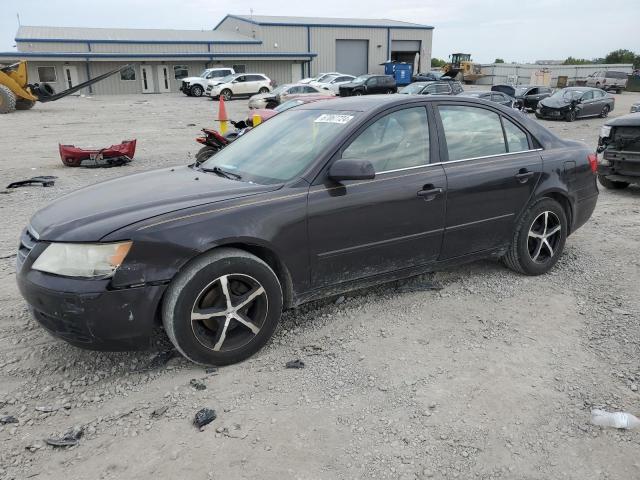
[535,190,574,235]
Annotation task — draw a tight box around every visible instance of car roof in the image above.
[458,91,493,96]
[563,86,598,91]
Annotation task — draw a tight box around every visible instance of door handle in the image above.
[417,185,444,201]
[515,169,535,183]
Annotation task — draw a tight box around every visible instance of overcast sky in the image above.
[1,0,638,63]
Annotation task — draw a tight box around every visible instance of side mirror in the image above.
[328,159,375,181]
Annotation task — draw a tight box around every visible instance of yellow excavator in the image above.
[442,53,484,83]
[0,61,129,114]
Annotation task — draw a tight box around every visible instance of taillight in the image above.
[588,153,598,173]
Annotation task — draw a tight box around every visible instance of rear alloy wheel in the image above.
[220,89,232,101]
[565,110,576,122]
[503,198,567,275]
[162,248,283,365]
[598,175,629,190]
[600,105,610,118]
[0,85,17,114]
[190,85,204,97]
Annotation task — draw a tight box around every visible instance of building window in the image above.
[173,65,189,79]
[232,64,246,73]
[120,66,136,81]
[37,66,57,83]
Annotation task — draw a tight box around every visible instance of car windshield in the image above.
[551,89,583,102]
[200,109,358,184]
[199,70,210,77]
[271,85,289,95]
[218,74,236,83]
[316,74,337,83]
[274,99,305,112]
[399,83,426,94]
[352,76,369,84]
[515,87,529,95]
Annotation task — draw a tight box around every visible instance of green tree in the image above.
[431,58,446,68]
[604,49,636,65]
[563,56,593,65]
[494,58,505,64]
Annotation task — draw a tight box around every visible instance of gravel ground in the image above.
[0,90,639,480]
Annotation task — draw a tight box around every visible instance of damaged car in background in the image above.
[597,112,640,189]
[16,96,598,366]
[536,87,614,122]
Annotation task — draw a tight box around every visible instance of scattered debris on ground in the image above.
[285,359,305,369]
[194,408,217,429]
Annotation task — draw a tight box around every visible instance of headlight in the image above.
[32,242,132,278]
[600,125,612,138]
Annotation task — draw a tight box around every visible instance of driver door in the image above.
[307,105,446,288]
[579,90,596,116]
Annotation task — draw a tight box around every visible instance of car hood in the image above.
[250,93,276,101]
[604,112,640,127]
[30,166,281,242]
[339,82,363,89]
[181,76,205,84]
[539,96,571,109]
[491,84,517,97]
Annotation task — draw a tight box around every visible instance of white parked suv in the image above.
[585,70,628,93]
[206,73,273,100]
[181,67,235,97]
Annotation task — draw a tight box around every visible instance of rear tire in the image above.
[162,248,283,365]
[503,198,567,276]
[600,105,610,118]
[0,85,17,114]
[196,146,219,163]
[190,85,204,97]
[15,99,36,110]
[598,175,629,190]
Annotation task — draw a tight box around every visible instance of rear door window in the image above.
[438,105,506,161]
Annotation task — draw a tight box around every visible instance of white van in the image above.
[586,71,628,93]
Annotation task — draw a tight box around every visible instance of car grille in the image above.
[16,226,38,271]
[181,81,188,91]
[539,107,562,117]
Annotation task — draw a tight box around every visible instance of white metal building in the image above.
[0,15,433,95]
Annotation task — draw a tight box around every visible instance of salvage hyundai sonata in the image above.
[17,95,598,365]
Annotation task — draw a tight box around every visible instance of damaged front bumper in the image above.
[17,263,166,351]
[598,149,640,184]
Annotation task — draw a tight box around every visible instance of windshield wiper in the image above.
[201,165,242,180]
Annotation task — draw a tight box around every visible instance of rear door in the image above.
[307,105,447,287]
[434,103,542,259]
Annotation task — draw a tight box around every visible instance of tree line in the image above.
[430,50,639,68]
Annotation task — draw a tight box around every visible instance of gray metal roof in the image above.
[15,25,258,44]
[223,14,433,29]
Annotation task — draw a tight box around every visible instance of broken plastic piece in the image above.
[591,409,640,429]
[59,139,136,168]
[190,379,207,391]
[45,425,84,447]
[7,176,56,189]
[0,415,18,424]
[285,359,305,369]
[150,405,169,418]
[194,408,217,429]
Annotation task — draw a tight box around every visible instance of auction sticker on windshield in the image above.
[314,114,354,124]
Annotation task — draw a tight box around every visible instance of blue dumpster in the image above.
[382,62,413,86]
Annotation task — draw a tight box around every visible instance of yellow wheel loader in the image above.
[0,61,130,114]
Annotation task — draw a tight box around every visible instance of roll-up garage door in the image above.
[336,40,368,76]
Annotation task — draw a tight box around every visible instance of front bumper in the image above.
[535,107,566,119]
[17,266,166,351]
[248,99,268,109]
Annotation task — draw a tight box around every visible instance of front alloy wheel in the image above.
[163,248,283,365]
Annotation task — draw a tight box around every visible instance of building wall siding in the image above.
[475,63,634,86]
[18,41,89,53]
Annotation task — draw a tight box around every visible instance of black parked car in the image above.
[536,87,615,122]
[492,85,553,111]
[596,112,640,189]
[411,71,445,82]
[339,74,397,96]
[400,81,463,96]
[456,90,514,107]
[17,95,598,365]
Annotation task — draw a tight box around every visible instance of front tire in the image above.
[598,175,629,190]
[565,110,576,122]
[190,85,204,97]
[220,89,232,101]
[0,85,17,114]
[162,248,283,366]
[503,198,568,276]
[258,87,269,94]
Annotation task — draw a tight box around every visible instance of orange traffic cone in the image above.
[217,96,229,135]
